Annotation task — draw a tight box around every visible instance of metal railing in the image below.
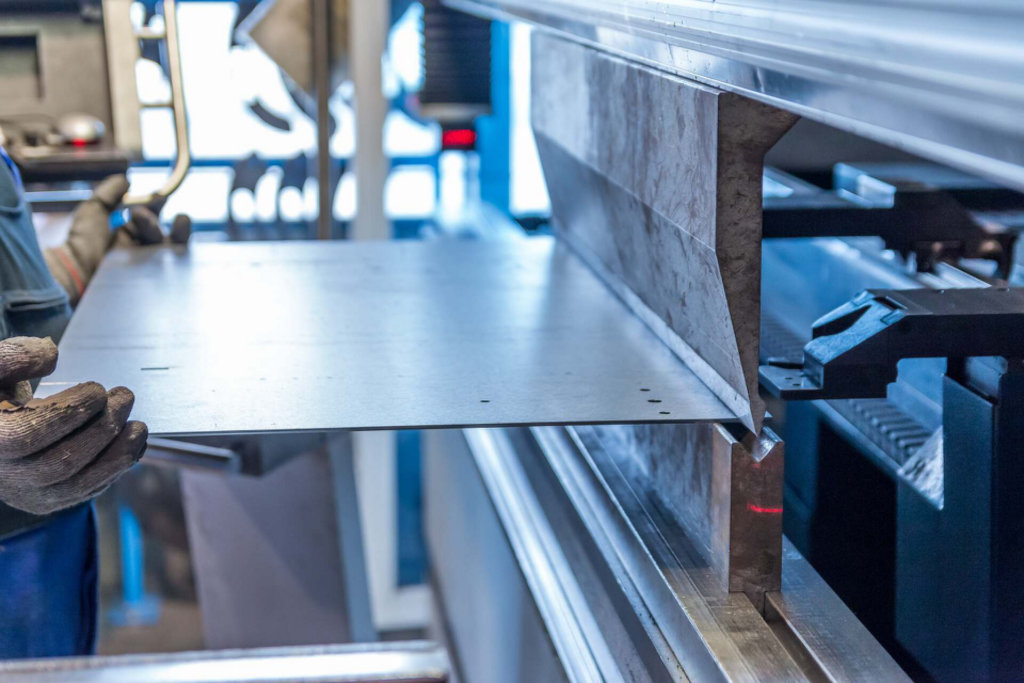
[123,0,192,206]
[0,642,450,682]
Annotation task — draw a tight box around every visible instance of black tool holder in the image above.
[762,164,1022,276]
[760,287,1024,401]
[761,285,1024,682]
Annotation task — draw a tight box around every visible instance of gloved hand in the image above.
[0,337,147,515]
[44,176,191,307]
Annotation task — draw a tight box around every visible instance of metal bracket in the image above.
[144,438,241,473]
[763,164,1021,276]
[760,287,1024,400]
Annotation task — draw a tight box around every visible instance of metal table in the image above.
[40,237,734,436]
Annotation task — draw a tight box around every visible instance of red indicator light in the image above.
[72,139,89,147]
[442,128,476,148]
[746,503,783,515]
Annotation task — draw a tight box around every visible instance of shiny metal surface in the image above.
[423,429,577,683]
[446,0,1024,191]
[525,425,909,682]
[766,541,911,682]
[145,437,241,473]
[569,423,785,601]
[529,426,804,682]
[434,426,700,682]
[0,643,449,682]
[463,428,611,682]
[40,238,733,436]
[430,423,908,681]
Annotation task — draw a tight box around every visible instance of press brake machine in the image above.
[425,2,1024,682]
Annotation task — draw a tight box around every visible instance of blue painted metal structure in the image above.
[476,21,511,214]
[106,505,161,627]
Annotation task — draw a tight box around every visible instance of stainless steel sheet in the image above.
[40,238,734,436]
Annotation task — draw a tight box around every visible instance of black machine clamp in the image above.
[760,287,1024,400]
[761,164,1023,276]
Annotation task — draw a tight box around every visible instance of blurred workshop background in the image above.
[123,0,549,235]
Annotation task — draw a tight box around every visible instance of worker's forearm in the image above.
[62,175,130,284]
[43,176,130,307]
[43,246,89,307]
[62,200,114,282]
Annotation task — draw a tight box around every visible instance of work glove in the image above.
[0,337,147,515]
[44,176,192,307]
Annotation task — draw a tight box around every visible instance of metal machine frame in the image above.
[433,2,1024,681]
[444,0,1024,191]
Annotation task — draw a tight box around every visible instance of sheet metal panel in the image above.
[40,238,734,436]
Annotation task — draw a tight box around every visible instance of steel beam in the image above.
[567,423,784,602]
[446,0,1024,191]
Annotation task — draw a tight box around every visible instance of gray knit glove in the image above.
[0,337,147,515]
[44,176,191,307]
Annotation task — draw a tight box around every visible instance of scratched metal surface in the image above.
[39,238,735,436]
